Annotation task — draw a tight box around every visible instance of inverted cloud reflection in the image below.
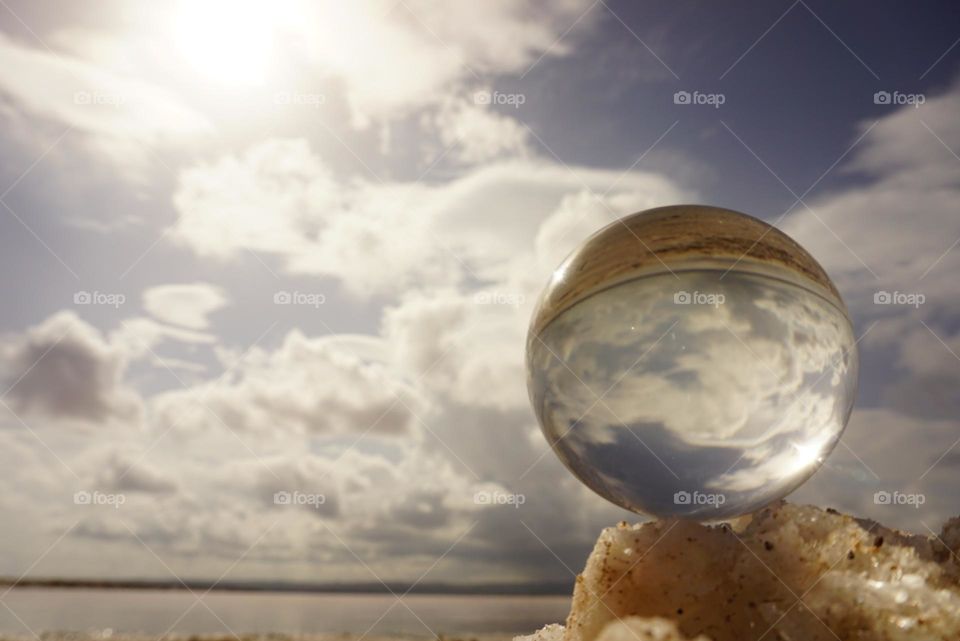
[529,269,858,519]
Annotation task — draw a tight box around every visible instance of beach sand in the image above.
[0,632,513,641]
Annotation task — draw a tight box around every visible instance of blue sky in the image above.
[0,0,958,588]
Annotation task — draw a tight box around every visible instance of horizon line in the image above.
[0,577,574,596]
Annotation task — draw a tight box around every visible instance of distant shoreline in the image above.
[0,578,573,596]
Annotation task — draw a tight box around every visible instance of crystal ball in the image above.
[526,205,858,520]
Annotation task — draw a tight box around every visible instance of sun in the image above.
[172,0,302,86]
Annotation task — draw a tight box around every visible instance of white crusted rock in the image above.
[515,623,565,641]
[554,502,960,641]
[594,617,710,641]
[519,617,705,641]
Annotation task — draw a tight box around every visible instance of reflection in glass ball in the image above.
[526,206,858,520]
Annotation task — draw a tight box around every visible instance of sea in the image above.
[0,589,570,638]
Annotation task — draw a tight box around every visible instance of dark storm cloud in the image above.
[0,311,140,425]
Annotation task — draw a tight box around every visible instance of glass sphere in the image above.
[526,205,858,520]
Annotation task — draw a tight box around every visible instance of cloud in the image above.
[142,282,229,330]
[0,311,141,426]
[792,407,960,530]
[776,81,960,412]
[772,80,960,531]
[292,0,599,124]
[105,317,218,378]
[93,448,180,494]
[781,79,960,314]
[0,32,209,170]
[432,98,532,164]
[383,289,530,412]
[171,139,337,260]
[171,138,692,297]
[150,330,424,438]
[865,319,960,422]
[59,444,499,575]
[171,137,455,297]
[109,317,217,356]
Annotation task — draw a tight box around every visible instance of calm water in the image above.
[0,589,569,637]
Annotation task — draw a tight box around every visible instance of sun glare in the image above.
[173,0,300,86]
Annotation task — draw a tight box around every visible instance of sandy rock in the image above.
[594,618,709,641]
[515,623,565,641]
[516,620,704,641]
[519,502,960,641]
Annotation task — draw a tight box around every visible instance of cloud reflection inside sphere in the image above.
[526,206,858,520]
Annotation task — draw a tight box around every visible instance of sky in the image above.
[0,0,958,590]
